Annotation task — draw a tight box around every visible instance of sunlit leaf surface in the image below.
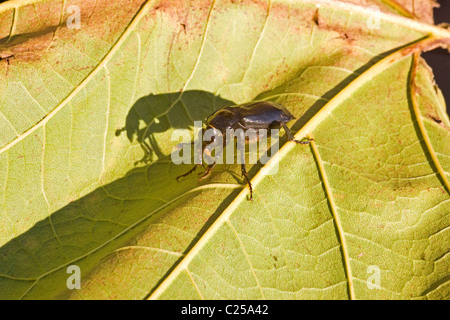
[0,0,449,299]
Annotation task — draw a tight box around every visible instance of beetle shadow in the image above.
[115,90,235,164]
[255,44,417,136]
[0,159,245,299]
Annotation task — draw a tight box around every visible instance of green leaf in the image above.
[0,0,449,300]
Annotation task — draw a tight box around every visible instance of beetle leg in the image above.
[241,163,253,201]
[282,123,314,144]
[176,129,208,181]
[176,164,201,181]
[198,163,216,180]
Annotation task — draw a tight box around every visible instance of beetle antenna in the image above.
[198,163,216,180]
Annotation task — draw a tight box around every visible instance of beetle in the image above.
[176,101,313,200]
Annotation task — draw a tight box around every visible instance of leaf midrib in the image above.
[2,0,450,155]
[409,52,450,193]
[11,182,242,299]
[148,35,440,300]
[1,0,449,300]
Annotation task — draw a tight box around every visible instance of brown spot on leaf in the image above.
[0,0,146,65]
[0,27,57,63]
[429,115,442,124]
[0,53,14,66]
[427,114,449,131]
[180,23,187,33]
[313,8,319,26]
